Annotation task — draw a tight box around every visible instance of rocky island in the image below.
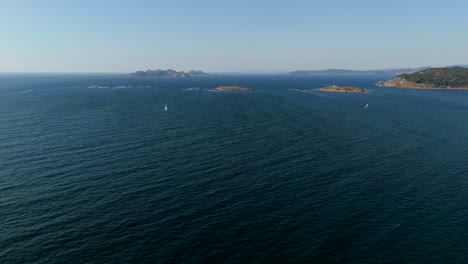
[210,86,254,91]
[127,69,209,77]
[314,85,365,93]
[378,67,468,89]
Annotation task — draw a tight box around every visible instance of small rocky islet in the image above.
[313,85,365,93]
[210,86,254,91]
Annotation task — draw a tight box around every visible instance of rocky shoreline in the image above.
[377,67,468,89]
[377,78,468,89]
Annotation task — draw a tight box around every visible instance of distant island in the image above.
[210,86,254,91]
[187,70,209,76]
[314,85,365,93]
[127,69,209,77]
[287,67,431,76]
[378,67,468,89]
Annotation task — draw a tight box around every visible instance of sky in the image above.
[1,0,468,73]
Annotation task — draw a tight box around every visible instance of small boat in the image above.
[164,104,168,111]
[364,104,369,109]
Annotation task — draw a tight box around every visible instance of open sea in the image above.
[1,74,467,263]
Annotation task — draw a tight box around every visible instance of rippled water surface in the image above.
[1,74,467,263]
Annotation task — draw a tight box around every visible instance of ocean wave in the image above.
[182,87,202,91]
[87,85,150,89]
[19,89,34,93]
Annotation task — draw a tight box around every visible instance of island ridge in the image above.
[378,67,468,89]
[127,69,209,77]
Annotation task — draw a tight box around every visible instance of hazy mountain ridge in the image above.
[187,70,209,76]
[287,67,433,76]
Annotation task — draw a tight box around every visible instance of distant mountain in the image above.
[287,67,431,76]
[127,69,210,77]
[288,69,387,75]
[448,64,468,68]
[128,69,190,77]
[378,67,468,89]
[187,70,209,76]
[383,66,432,75]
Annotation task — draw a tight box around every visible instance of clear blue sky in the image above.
[1,0,468,73]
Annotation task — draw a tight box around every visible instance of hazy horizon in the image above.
[0,65,459,75]
[1,0,468,73]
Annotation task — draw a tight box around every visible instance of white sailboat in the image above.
[164,104,168,111]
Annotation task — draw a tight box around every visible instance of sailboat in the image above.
[164,104,168,111]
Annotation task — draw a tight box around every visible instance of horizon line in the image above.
[0,64,466,75]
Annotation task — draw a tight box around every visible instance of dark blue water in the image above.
[1,74,467,263]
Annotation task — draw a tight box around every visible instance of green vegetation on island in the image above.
[378,67,468,89]
[314,85,365,93]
